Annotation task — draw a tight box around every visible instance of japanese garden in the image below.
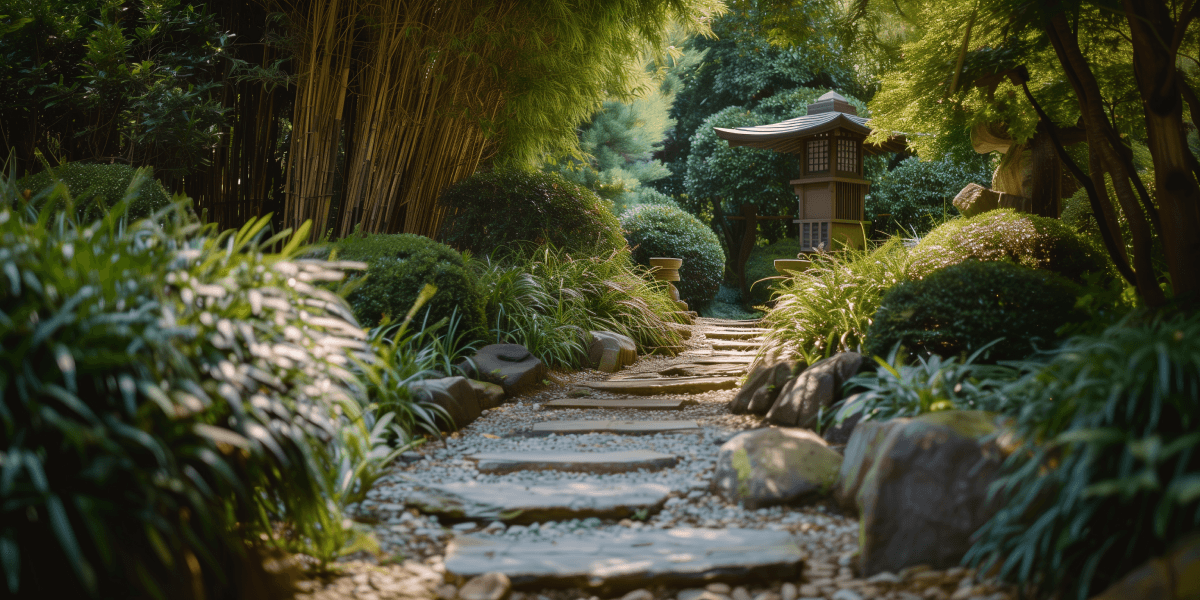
[1,1,1198,599]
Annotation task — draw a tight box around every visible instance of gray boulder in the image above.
[468,379,506,410]
[409,376,481,431]
[839,410,1009,576]
[588,331,637,373]
[712,428,843,509]
[729,360,800,415]
[952,183,1000,218]
[765,352,869,428]
[470,344,547,395]
[821,393,865,445]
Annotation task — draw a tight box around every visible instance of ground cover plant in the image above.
[332,233,487,335]
[473,244,686,368]
[0,168,380,597]
[967,310,1200,599]
[621,204,725,309]
[866,260,1086,363]
[907,209,1110,283]
[759,237,908,364]
[437,169,626,259]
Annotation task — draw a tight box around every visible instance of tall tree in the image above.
[272,0,722,240]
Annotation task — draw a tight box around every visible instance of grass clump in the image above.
[907,209,1110,283]
[474,245,685,368]
[967,310,1200,599]
[0,167,376,597]
[333,233,486,334]
[760,237,909,364]
[436,168,626,258]
[866,260,1085,363]
[19,162,172,222]
[621,204,725,309]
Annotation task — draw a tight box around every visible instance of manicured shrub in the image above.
[866,260,1085,362]
[0,173,365,597]
[866,154,992,236]
[334,233,486,335]
[907,209,1109,283]
[436,168,626,257]
[968,310,1200,599]
[19,162,172,221]
[745,237,803,305]
[621,204,725,308]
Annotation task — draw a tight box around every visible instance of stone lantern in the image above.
[713,91,905,253]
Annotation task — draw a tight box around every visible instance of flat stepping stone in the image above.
[698,318,763,327]
[656,363,749,378]
[529,420,700,436]
[710,340,763,351]
[445,528,804,593]
[544,397,693,410]
[582,376,739,395]
[683,355,756,364]
[467,450,677,474]
[703,329,768,340]
[401,479,671,524]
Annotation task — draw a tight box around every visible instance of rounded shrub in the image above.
[866,260,1085,362]
[621,204,725,308]
[436,168,626,257]
[907,209,1109,283]
[335,233,486,334]
[19,162,171,221]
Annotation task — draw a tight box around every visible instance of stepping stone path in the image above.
[328,316,1018,600]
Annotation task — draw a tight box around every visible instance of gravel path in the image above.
[296,318,1016,600]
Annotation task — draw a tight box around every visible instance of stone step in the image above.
[703,330,768,340]
[544,397,694,410]
[685,355,757,364]
[467,450,678,474]
[445,528,805,594]
[528,420,701,436]
[710,340,764,351]
[697,318,764,327]
[581,376,739,395]
[401,480,671,524]
[655,363,749,378]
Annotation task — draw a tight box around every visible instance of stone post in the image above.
[648,257,688,312]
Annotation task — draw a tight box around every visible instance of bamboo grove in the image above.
[273,0,723,239]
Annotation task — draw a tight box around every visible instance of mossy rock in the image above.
[907,209,1109,283]
[19,162,172,222]
[334,233,486,334]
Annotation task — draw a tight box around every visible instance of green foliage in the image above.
[621,204,725,308]
[474,245,686,367]
[615,186,681,216]
[333,233,486,336]
[968,311,1200,599]
[0,0,229,182]
[0,171,367,596]
[745,236,803,305]
[908,209,1110,283]
[833,344,1020,426]
[866,260,1085,362]
[760,237,909,364]
[19,162,171,221]
[867,155,993,236]
[437,169,626,259]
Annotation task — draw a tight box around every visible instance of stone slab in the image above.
[582,377,739,395]
[686,356,756,365]
[703,330,768,340]
[543,398,693,410]
[529,420,701,436]
[467,450,678,474]
[655,363,749,378]
[444,528,804,593]
[710,340,763,351]
[697,318,763,327]
[401,479,671,524]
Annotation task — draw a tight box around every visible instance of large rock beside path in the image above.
[468,379,506,410]
[765,352,869,428]
[589,331,637,373]
[712,428,843,509]
[470,344,547,395]
[408,376,481,430]
[729,360,799,415]
[445,528,804,594]
[836,410,1010,576]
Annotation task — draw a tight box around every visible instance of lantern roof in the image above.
[712,91,906,155]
